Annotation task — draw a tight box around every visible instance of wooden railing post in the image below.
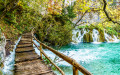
[40,44,43,60]
[73,66,78,75]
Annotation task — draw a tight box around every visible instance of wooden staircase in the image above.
[14,33,55,75]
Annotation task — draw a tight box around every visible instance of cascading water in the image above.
[72,28,119,43]
[33,37,120,75]
[72,29,87,43]
[104,32,119,43]
[2,36,21,75]
[92,29,99,42]
[0,30,6,62]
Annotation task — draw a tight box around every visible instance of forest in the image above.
[0,0,120,75]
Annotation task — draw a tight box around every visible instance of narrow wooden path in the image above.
[14,33,55,75]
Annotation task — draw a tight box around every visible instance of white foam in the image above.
[72,29,87,43]
[104,32,120,43]
[2,36,21,75]
[92,29,99,42]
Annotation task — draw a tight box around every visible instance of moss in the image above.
[76,32,79,37]
[89,31,93,42]
[98,29,106,42]
[105,27,118,36]
[83,31,93,43]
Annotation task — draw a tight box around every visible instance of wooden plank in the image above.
[15,51,40,63]
[40,45,43,60]
[16,47,34,52]
[19,40,32,44]
[17,43,32,48]
[15,59,55,75]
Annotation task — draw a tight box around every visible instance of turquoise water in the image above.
[48,42,120,75]
[1,41,120,75]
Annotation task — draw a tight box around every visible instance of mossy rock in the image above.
[0,62,4,68]
[81,30,84,34]
[98,29,106,42]
[76,32,79,37]
[83,32,93,43]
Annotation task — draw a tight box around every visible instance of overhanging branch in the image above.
[103,0,120,25]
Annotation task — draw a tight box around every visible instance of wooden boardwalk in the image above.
[14,33,55,75]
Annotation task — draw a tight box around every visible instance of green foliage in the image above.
[78,24,104,31]
[4,11,17,25]
[0,0,119,45]
[42,56,51,64]
[66,5,76,19]
[105,27,118,36]
[36,15,73,46]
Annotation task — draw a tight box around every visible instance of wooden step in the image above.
[15,51,40,63]
[15,59,55,75]
[19,40,32,44]
[22,35,32,38]
[20,38,32,41]
[16,47,34,53]
[22,33,32,35]
[17,44,33,48]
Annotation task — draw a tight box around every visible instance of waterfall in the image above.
[104,32,119,42]
[113,35,120,42]
[0,30,6,61]
[92,29,99,42]
[2,36,21,75]
[72,28,119,43]
[72,29,87,43]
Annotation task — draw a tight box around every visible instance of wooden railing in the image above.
[31,32,92,75]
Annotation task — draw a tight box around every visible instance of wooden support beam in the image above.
[40,44,43,60]
[73,66,78,75]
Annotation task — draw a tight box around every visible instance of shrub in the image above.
[35,15,73,46]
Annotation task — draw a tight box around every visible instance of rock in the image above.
[76,32,79,37]
[98,30,106,42]
[83,32,93,43]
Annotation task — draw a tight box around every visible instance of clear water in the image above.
[44,42,120,75]
[1,40,120,75]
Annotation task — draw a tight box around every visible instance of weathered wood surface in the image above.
[14,33,55,75]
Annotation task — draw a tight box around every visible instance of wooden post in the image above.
[40,44,43,60]
[73,66,78,75]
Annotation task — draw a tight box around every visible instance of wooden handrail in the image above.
[32,35,92,75]
[32,41,65,75]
